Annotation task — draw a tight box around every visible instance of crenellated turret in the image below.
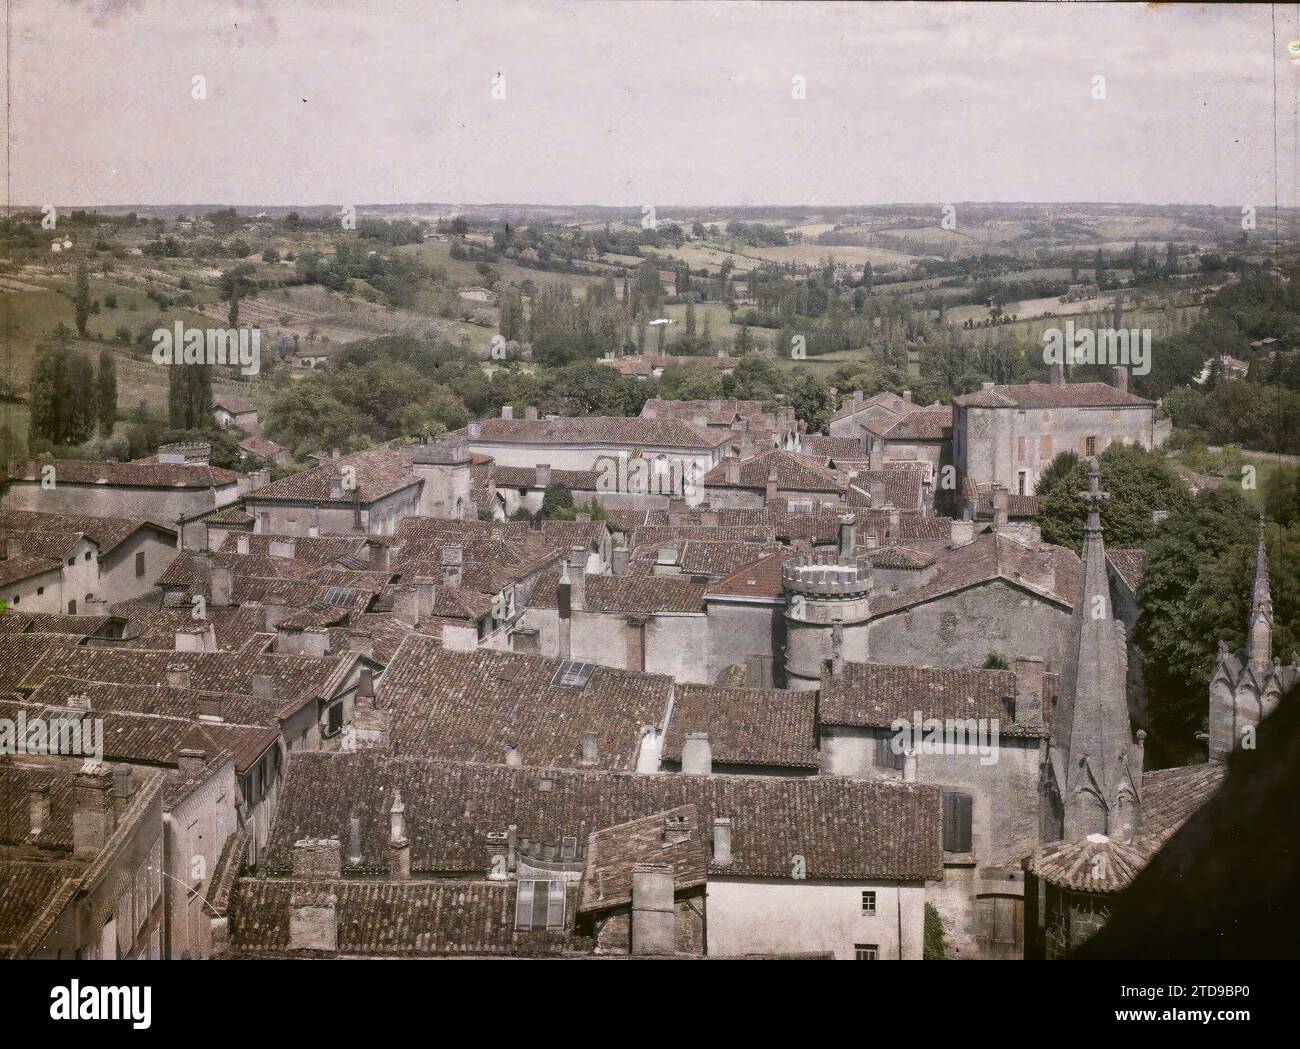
[781,546,873,691]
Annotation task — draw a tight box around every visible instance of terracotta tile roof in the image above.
[844,470,925,511]
[763,503,842,543]
[199,505,255,526]
[705,550,796,602]
[381,637,673,771]
[871,533,1079,615]
[0,613,112,637]
[342,613,412,665]
[0,552,61,585]
[631,524,777,548]
[462,416,732,449]
[1139,764,1226,841]
[529,571,707,614]
[113,606,269,652]
[1107,548,1148,594]
[703,449,840,493]
[644,507,772,528]
[213,533,370,564]
[0,634,81,692]
[238,436,282,459]
[880,406,952,441]
[663,685,820,769]
[227,878,555,957]
[819,662,1053,737]
[0,861,83,957]
[157,549,316,592]
[976,491,1039,519]
[867,546,938,569]
[1,529,89,562]
[578,804,710,914]
[10,458,238,489]
[830,390,922,423]
[641,398,780,427]
[954,382,1154,410]
[263,751,944,881]
[0,509,174,554]
[247,444,420,503]
[213,395,255,414]
[1027,835,1151,894]
[28,674,281,727]
[629,540,785,581]
[16,647,352,721]
[801,434,865,458]
[0,698,275,776]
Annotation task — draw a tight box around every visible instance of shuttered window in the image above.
[874,735,905,770]
[942,791,973,853]
[515,879,567,930]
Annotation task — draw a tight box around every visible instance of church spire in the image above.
[1050,458,1141,842]
[1247,515,1273,667]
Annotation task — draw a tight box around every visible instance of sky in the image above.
[4,0,1299,208]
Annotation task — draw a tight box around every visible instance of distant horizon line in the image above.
[6,200,1299,213]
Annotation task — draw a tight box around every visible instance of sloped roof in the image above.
[10,459,238,489]
[460,416,732,449]
[579,805,710,914]
[703,449,840,493]
[663,685,820,768]
[954,382,1153,410]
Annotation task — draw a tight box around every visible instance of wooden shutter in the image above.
[514,880,534,929]
[547,880,566,929]
[875,735,905,770]
[942,791,973,853]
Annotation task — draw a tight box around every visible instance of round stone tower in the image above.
[781,548,873,691]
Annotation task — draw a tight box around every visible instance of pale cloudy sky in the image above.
[4,0,1298,207]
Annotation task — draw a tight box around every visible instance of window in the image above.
[136,551,146,577]
[515,879,566,930]
[1084,435,1097,457]
[326,701,343,737]
[1016,436,1026,460]
[854,944,878,960]
[1039,434,1053,460]
[874,735,905,771]
[942,791,973,853]
[1018,470,1029,496]
[84,551,92,561]
[549,661,595,689]
[67,600,77,614]
[36,587,44,595]
[861,891,876,916]
[67,556,76,566]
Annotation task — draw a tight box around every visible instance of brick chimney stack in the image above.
[1111,365,1129,393]
[681,732,713,775]
[73,762,116,860]
[389,792,410,881]
[631,864,676,956]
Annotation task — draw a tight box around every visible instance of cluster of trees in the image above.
[28,328,117,448]
[1033,443,1300,768]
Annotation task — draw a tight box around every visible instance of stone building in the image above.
[953,376,1160,497]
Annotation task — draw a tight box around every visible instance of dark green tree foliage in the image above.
[1135,489,1269,766]
[73,266,92,337]
[30,331,96,445]
[1035,444,1191,551]
[541,483,574,519]
[167,363,213,430]
[95,347,117,437]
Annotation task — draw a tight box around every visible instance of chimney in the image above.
[866,476,889,510]
[1049,361,1065,386]
[568,559,585,611]
[235,534,250,555]
[1111,365,1129,393]
[581,734,599,766]
[557,563,572,659]
[27,767,53,838]
[524,405,538,421]
[166,663,191,690]
[501,404,514,420]
[468,422,481,439]
[393,586,420,627]
[177,748,207,777]
[991,486,1009,529]
[888,510,901,540]
[368,541,389,572]
[72,762,115,860]
[504,745,523,768]
[288,884,338,952]
[356,666,375,701]
[349,631,375,660]
[712,817,733,865]
[175,622,217,653]
[536,463,551,489]
[440,545,463,588]
[251,674,274,702]
[348,813,363,866]
[390,792,410,881]
[903,389,913,403]
[292,836,343,879]
[204,561,232,608]
[838,514,856,557]
[1012,657,1046,724]
[724,457,740,485]
[631,864,676,956]
[765,464,778,502]
[950,518,975,547]
[67,692,91,712]
[681,732,713,775]
[197,694,224,721]
[853,390,863,404]
[329,474,344,500]
[903,748,918,783]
